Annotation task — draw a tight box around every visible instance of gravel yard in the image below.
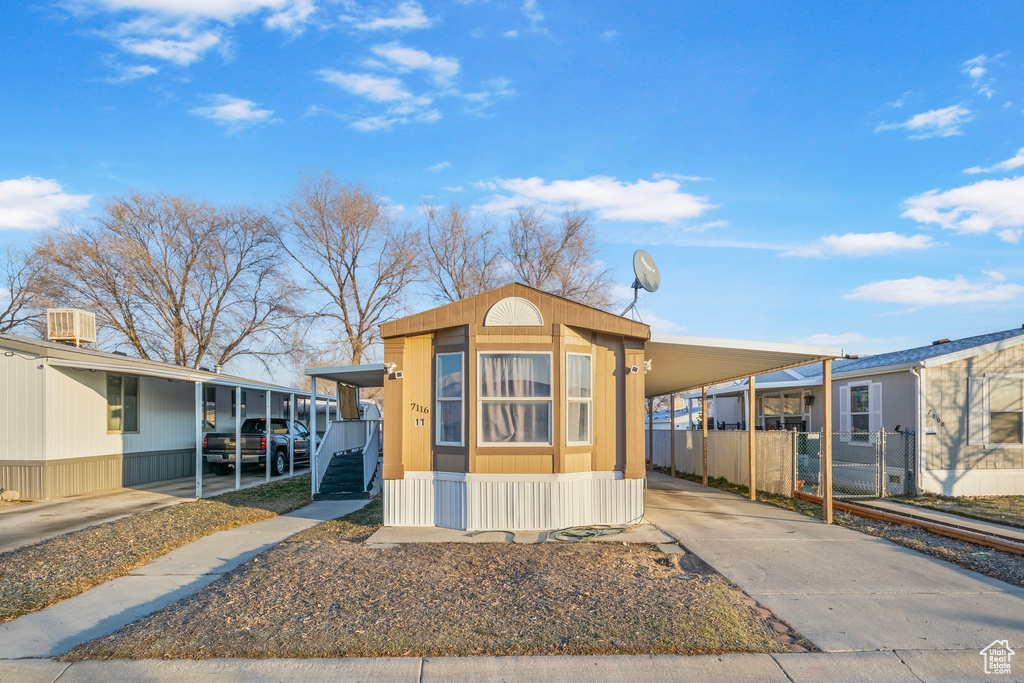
[655,467,1024,589]
[64,499,802,660]
[0,499,34,512]
[896,493,1024,529]
[0,475,311,624]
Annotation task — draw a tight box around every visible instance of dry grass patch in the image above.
[65,498,794,660]
[0,475,311,625]
[896,494,1024,530]
[0,500,34,512]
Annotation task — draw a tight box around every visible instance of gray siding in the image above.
[924,344,1024,470]
[830,370,917,435]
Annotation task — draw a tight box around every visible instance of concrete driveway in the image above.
[645,472,1024,652]
[0,468,310,553]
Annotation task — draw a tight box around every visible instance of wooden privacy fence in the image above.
[647,430,796,496]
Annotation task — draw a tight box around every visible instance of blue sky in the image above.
[3,0,1024,361]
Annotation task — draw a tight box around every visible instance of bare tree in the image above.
[0,244,43,334]
[277,173,421,364]
[422,203,502,303]
[504,207,613,308]
[37,192,295,369]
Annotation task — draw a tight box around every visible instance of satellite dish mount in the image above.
[620,249,660,317]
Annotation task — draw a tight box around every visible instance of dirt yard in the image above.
[897,493,1024,529]
[64,500,806,660]
[0,475,312,624]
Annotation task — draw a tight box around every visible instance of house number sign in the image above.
[410,403,430,414]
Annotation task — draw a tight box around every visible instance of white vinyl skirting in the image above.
[383,471,646,530]
[921,468,1024,496]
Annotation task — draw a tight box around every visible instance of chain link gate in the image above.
[795,430,914,498]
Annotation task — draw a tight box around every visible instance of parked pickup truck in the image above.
[203,418,311,476]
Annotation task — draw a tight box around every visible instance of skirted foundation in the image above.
[383,471,646,530]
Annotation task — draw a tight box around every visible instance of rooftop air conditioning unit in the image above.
[46,309,97,347]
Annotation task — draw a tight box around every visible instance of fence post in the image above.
[878,429,886,498]
[791,429,799,496]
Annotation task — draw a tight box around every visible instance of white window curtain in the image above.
[566,353,592,445]
[479,353,552,444]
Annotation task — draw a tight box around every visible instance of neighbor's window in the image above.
[850,383,870,442]
[436,352,464,446]
[478,352,552,445]
[204,386,217,431]
[231,390,246,418]
[989,377,1023,445]
[566,353,593,445]
[107,374,139,433]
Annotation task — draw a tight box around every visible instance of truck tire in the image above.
[272,449,287,477]
[212,462,230,476]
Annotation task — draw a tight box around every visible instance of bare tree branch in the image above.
[0,244,44,334]
[423,203,502,303]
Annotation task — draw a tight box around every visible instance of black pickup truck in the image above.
[202,418,311,476]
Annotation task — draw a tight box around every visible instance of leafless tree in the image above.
[37,192,296,369]
[277,173,421,364]
[504,207,613,308]
[422,203,502,303]
[0,244,43,334]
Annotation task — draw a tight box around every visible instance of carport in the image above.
[643,333,842,521]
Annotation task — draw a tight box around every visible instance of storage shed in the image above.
[380,283,650,530]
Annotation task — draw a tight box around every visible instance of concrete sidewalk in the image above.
[0,469,310,553]
[645,472,1024,652]
[0,499,364,659]
[1,650,1011,682]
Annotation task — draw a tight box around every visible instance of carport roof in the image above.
[644,334,842,397]
[304,363,387,388]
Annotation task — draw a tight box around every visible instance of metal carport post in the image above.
[195,381,203,498]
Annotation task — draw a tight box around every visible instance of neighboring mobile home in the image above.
[691,327,1024,495]
[0,333,335,500]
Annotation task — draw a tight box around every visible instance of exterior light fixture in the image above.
[804,395,815,407]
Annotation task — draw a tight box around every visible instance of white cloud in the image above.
[117,29,222,65]
[103,62,160,83]
[984,270,1007,281]
[264,0,316,32]
[962,53,1006,98]
[442,186,464,192]
[845,274,1024,306]
[795,332,904,349]
[190,94,276,129]
[639,311,685,334]
[784,231,938,257]
[342,1,432,31]
[521,0,545,32]
[90,0,291,20]
[428,161,451,172]
[476,175,717,223]
[875,104,972,139]
[601,30,618,39]
[370,42,459,85]
[351,115,404,132]
[318,70,414,102]
[0,177,92,231]
[964,147,1024,174]
[902,176,1024,242]
[503,30,519,38]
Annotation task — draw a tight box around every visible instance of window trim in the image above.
[476,350,554,447]
[756,390,810,430]
[106,372,141,435]
[435,351,465,447]
[984,373,1024,448]
[565,351,593,446]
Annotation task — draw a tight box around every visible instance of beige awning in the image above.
[644,334,842,397]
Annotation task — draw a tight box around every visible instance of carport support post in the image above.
[647,399,654,469]
[748,375,756,501]
[669,393,676,477]
[310,377,318,497]
[265,390,272,482]
[701,386,708,487]
[194,382,203,499]
[288,393,295,477]
[822,359,834,524]
[234,385,242,492]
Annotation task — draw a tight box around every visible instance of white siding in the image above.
[0,351,44,461]
[45,369,195,461]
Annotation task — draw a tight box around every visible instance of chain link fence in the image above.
[651,428,915,499]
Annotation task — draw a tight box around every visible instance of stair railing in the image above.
[362,419,382,492]
[314,419,372,494]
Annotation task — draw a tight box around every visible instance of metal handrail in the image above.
[362,420,381,491]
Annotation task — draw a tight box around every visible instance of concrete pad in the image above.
[0,499,368,658]
[58,658,421,683]
[0,659,70,683]
[752,592,1024,652]
[420,654,789,682]
[366,523,672,545]
[656,542,685,554]
[896,649,1013,683]
[771,651,920,681]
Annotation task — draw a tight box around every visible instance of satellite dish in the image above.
[620,249,660,317]
[633,249,660,293]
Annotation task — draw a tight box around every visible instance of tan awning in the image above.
[644,334,842,397]
[304,363,387,388]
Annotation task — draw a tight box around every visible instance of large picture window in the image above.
[107,373,139,433]
[478,352,552,445]
[566,353,592,445]
[971,375,1024,447]
[436,352,464,446]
